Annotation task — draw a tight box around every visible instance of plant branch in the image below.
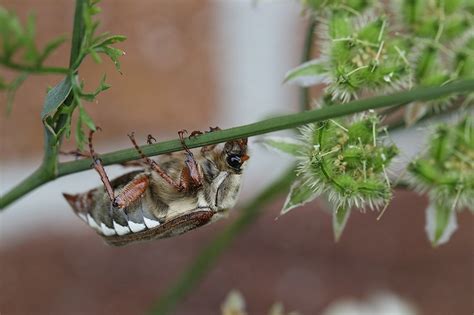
[148,167,296,315]
[0,0,85,210]
[1,79,473,209]
[57,79,474,175]
[0,58,70,74]
[300,18,317,110]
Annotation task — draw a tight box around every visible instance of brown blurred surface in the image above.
[1,0,216,159]
[1,190,473,315]
[2,1,474,315]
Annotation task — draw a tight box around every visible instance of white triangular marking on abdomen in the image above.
[144,217,160,229]
[100,222,116,236]
[113,221,131,235]
[87,214,101,233]
[128,220,146,232]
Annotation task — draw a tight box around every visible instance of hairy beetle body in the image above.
[64,138,248,246]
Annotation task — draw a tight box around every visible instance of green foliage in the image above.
[409,114,474,246]
[0,7,67,67]
[46,0,124,150]
[281,0,474,245]
[0,0,125,150]
[0,6,67,112]
[301,0,372,13]
[291,0,473,119]
[286,13,411,103]
[396,0,474,121]
[262,112,398,240]
[257,136,303,157]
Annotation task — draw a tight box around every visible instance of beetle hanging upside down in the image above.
[63,128,249,246]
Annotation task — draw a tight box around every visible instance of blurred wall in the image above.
[1,0,216,159]
[1,2,473,315]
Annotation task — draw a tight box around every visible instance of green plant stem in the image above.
[0,167,54,208]
[57,79,474,175]
[0,58,70,74]
[1,79,474,209]
[69,0,86,68]
[0,0,85,210]
[148,167,296,315]
[300,19,317,110]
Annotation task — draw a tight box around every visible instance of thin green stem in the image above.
[57,79,474,176]
[148,167,296,315]
[1,79,474,209]
[300,19,317,111]
[0,58,70,74]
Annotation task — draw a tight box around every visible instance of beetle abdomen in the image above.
[63,171,164,238]
[104,209,214,246]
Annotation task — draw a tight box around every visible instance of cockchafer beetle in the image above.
[63,128,249,246]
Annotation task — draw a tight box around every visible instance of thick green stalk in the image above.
[0,168,53,208]
[69,0,86,68]
[1,79,474,209]
[40,0,86,175]
[148,167,296,315]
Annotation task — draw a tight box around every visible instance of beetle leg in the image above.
[60,149,91,159]
[61,148,146,168]
[178,130,203,189]
[187,126,220,140]
[88,129,115,202]
[147,134,157,144]
[188,130,203,138]
[201,126,221,152]
[112,174,149,208]
[128,132,183,191]
[128,131,202,192]
[208,126,221,132]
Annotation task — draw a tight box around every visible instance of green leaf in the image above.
[38,35,67,65]
[75,111,86,151]
[41,76,73,121]
[333,205,351,241]
[91,34,126,48]
[54,101,75,140]
[425,201,458,246]
[96,45,125,71]
[23,13,39,63]
[257,136,303,157]
[284,59,329,87]
[79,105,96,131]
[90,49,102,63]
[281,179,320,215]
[5,72,28,115]
[76,74,111,101]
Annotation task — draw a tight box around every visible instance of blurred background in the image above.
[1,1,473,314]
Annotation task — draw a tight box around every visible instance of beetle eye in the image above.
[226,155,242,169]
